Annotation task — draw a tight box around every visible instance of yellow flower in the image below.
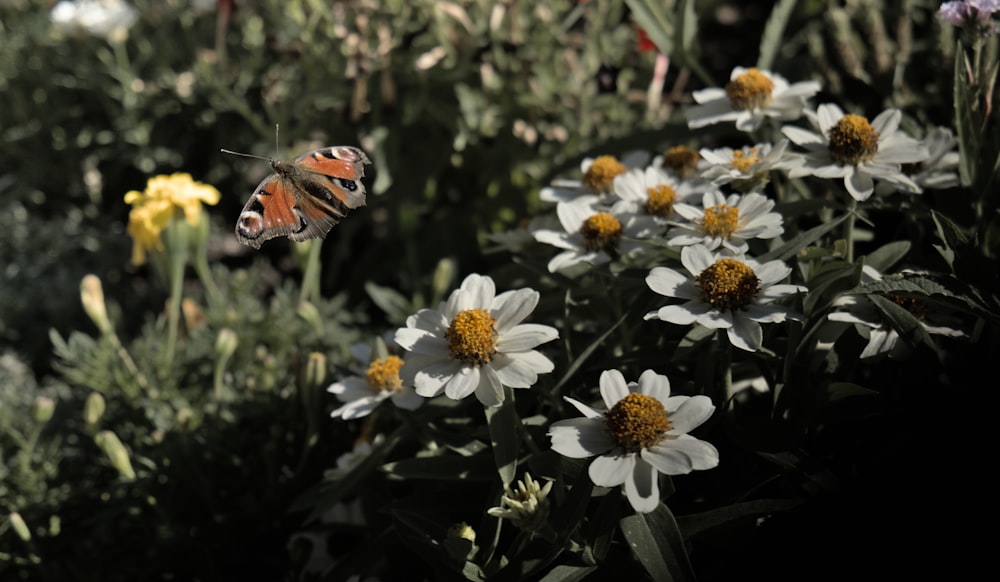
[124,173,220,265]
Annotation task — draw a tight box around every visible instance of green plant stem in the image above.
[160,218,191,375]
[298,240,324,306]
[843,198,858,263]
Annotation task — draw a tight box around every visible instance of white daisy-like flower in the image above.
[610,164,705,222]
[50,0,138,41]
[393,274,558,407]
[328,342,423,420]
[782,103,930,202]
[666,191,784,254]
[698,139,803,193]
[825,268,965,359]
[548,369,719,513]
[686,67,821,132]
[486,473,554,531]
[878,126,961,194]
[533,196,661,274]
[539,151,651,203]
[644,245,807,352]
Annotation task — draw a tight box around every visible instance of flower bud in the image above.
[432,257,457,304]
[80,274,113,334]
[214,328,238,361]
[8,512,31,542]
[31,396,55,424]
[84,392,106,426]
[94,430,136,481]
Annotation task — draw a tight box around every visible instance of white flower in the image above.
[878,126,960,194]
[610,164,705,222]
[327,342,423,420]
[486,473,554,531]
[825,268,966,359]
[394,274,558,407]
[686,67,821,132]
[698,139,803,193]
[782,104,929,202]
[644,245,806,352]
[666,191,785,254]
[50,0,138,41]
[539,151,651,203]
[548,369,719,513]
[533,196,661,274]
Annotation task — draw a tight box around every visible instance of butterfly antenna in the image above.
[274,123,281,158]
[220,148,270,161]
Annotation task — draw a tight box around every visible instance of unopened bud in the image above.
[8,512,31,542]
[214,328,238,360]
[95,430,136,481]
[84,392,106,426]
[80,274,112,334]
[31,396,55,424]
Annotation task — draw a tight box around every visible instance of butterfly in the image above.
[222,146,371,249]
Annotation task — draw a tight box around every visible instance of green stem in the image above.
[160,218,191,375]
[843,198,858,263]
[298,240,324,306]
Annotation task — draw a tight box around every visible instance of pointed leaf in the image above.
[620,504,697,582]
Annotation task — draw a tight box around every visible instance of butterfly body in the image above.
[234,146,370,249]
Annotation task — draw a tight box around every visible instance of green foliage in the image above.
[1,0,996,581]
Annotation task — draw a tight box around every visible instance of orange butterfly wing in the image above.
[234,146,371,249]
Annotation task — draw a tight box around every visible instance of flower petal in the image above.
[491,288,539,332]
[589,453,633,487]
[599,369,629,409]
[411,357,462,397]
[496,324,559,352]
[444,365,480,400]
[727,315,763,351]
[636,369,671,402]
[548,417,615,457]
[623,457,660,513]
[475,365,505,407]
[666,395,715,434]
[492,351,553,388]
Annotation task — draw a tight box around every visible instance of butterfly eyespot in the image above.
[338,178,358,192]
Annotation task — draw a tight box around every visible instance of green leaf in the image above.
[954,43,977,187]
[537,565,599,582]
[862,241,911,273]
[620,504,697,582]
[676,0,699,64]
[757,0,798,71]
[485,386,520,487]
[866,294,941,359]
[364,281,413,324]
[756,212,849,263]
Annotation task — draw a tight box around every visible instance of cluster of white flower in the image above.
[325,66,965,517]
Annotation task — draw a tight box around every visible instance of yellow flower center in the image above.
[827,114,880,165]
[604,393,670,453]
[446,308,498,365]
[582,156,627,194]
[580,212,623,253]
[661,145,701,178]
[645,184,677,217]
[701,204,740,239]
[696,258,761,311]
[364,355,405,393]
[725,68,775,110]
[730,148,761,173]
